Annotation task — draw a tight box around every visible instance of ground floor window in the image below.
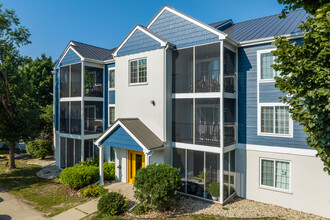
[110,146,115,162]
[260,158,290,190]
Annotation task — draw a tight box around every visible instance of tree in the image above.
[22,55,54,139]
[277,0,329,18]
[272,3,330,174]
[0,4,39,169]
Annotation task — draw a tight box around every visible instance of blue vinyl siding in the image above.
[60,49,81,66]
[109,90,115,105]
[117,29,162,57]
[54,68,59,131]
[101,126,143,151]
[238,43,308,149]
[149,9,219,49]
[259,82,284,103]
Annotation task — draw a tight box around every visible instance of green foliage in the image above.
[0,4,53,169]
[104,162,115,181]
[26,139,52,159]
[134,163,182,211]
[97,192,127,216]
[207,181,220,198]
[132,203,148,215]
[272,3,330,174]
[277,0,328,18]
[80,184,107,197]
[60,164,99,189]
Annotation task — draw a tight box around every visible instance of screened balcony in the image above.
[172,43,220,94]
[60,101,81,135]
[60,63,82,98]
[84,101,103,134]
[223,48,236,93]
[84,66,103,97]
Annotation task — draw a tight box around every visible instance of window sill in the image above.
[129,82,148,86]
[259,79,275,83]
[258,132,293,138]
[258,186,292,194]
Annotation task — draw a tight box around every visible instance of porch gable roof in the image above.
[95,118,164,152]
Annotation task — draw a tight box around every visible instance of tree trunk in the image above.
[8,141,16,169]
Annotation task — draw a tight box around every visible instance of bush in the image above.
[207,181,220,198]
[132,203,148,215]
[60,164,99,189]
[98,192,127,216]
[104,162,115,181]
[134,163,181,211]
[80,184,107,197]
[26,139,52,159]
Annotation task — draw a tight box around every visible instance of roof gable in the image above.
[95,118,164,152]
[113,25,168,57]
[58,47,82,67]
[147,6,229,49]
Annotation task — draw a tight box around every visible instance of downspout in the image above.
[164,44,171,164]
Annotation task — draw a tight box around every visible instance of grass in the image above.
[0,158,91,217]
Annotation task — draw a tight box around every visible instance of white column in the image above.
[219,40,224,204]
[99,145,104,185]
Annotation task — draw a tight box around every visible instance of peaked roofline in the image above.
[54,41,83,68]
[146,5,237,44]
[112,25,172,57]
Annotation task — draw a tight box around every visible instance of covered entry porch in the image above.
[94,118,165,185]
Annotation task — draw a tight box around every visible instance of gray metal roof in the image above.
[97,118,164,150]
[209,19,233,31]
[71,41,116,61]
[220,9,310,42]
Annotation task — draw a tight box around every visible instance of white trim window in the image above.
[109,107,115,125]
[258,103,293,137]
[109,68,115,89]
[257,49,278,82]
[260,158,291,191]
[130,58,147,84]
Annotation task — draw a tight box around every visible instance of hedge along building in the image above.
[53,5,330,218]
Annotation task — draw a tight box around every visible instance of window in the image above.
[109,69,115,89]
[130,58,147,84]
[258,50,278,81]
[109,107,115,125]
[260,158,290,191]
[259,105,291,137]
[109,147,115,162]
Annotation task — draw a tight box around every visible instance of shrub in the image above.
[98,192,127,215]
[134,163,181,211]
[26,139,52,159]
[80,184,107,197]
[104,162,115,181]
[132,203,148,215]
[60,164,99,189]
[207,181,220,198]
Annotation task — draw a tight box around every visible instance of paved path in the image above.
[0,187,47,220]
[52,182,134,220]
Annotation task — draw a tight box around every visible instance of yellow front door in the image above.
[128,150,145,184]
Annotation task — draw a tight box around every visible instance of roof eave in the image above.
[239,32,304,47]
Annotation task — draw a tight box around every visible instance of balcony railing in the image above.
[172,73,193,93]
[84,84,103,97]
[172,122,193,144]
[173,122,236,147]
[84,118,103,134]
[224,123,236,146]
[60,118,81,134]
[224,76,236,93]
[196,70,220,93]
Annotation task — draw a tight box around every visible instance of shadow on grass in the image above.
[0,159,51,191]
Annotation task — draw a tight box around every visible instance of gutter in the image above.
[239,32,304,47]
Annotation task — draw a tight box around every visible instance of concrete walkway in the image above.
[51,182,134,220]
[0,187,47,220]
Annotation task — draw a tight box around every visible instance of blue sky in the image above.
[2,0,285,61]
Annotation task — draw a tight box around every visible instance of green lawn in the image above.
[0,158,91,217]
